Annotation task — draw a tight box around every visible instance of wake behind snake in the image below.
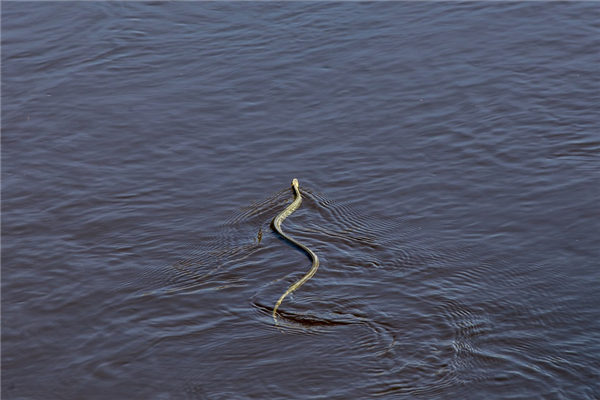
[271,178,320,324]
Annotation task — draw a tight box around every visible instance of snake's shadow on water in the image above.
[251,300,355,328]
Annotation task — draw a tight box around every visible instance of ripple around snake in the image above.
[237,184,507,396]
[113,182,593,398]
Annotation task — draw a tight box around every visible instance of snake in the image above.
[271,178,320,323]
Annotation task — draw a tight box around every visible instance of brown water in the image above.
[2,2,600,399]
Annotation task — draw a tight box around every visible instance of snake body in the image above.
[272,178,320,323]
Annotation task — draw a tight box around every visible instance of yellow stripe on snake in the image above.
[272,178,320,324]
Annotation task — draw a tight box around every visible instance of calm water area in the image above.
[2,2,599,399]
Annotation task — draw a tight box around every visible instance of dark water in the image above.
[2,2,600,399]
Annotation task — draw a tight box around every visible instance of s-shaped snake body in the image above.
[271,178,320,323]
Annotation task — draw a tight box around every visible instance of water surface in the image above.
[2,2,599,399]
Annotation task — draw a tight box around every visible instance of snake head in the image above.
[291,178,299,189]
